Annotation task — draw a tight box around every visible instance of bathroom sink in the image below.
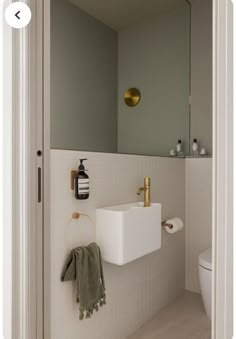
[96,202,161,265]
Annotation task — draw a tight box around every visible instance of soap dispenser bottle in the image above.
[75,159,89,200]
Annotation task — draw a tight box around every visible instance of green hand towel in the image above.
[61,242,106,320]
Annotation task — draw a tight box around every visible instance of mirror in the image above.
[51,0,190,156]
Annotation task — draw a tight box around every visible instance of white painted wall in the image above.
[50,150,185,339]
[185,158,212,293]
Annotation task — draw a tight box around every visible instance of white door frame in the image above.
[212,0,233,338]
[3,0,46,338]
[7,0,233,338]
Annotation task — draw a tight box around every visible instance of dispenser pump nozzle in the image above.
[79,158,87,171]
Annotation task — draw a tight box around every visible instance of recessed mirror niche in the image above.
[51,0,192,156]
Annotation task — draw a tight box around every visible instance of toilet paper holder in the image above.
[161,221,174,229]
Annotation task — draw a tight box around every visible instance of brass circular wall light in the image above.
[124,88,141,107]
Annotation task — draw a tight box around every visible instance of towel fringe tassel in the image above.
[79,294,106,320]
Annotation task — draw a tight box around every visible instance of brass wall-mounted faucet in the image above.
[137,177,151,207]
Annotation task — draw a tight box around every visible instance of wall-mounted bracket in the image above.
[70,170,78,190]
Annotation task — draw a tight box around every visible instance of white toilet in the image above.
[198,248,212,320]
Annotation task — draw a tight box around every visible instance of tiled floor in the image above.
[127,291,211,339]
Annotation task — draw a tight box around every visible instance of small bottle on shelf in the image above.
[176,140,184,157]
[192,139,199,156]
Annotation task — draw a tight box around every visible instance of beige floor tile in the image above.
[127,291,211,339]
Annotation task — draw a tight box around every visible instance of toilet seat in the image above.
[199,248,212,271]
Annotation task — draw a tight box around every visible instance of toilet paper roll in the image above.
[164,217,184,234]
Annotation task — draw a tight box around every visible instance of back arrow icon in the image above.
[15,11,20,20]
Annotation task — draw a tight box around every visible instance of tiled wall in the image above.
[50,150,185,339]
[185,158,212,293]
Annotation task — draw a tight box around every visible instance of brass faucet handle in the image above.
[137,187,146,195]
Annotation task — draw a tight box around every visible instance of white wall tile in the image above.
[185,158,212,293]
[50,150,185,339]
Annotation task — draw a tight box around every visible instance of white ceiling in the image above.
[69,0,187,31]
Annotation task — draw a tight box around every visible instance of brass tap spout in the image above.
[137,177,151,207]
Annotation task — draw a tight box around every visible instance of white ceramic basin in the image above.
[96,202,161,265]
